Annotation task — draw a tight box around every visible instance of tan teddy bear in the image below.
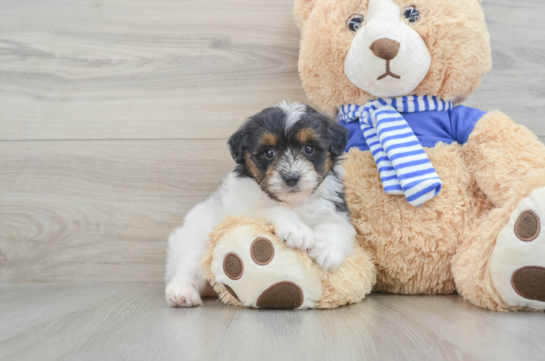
[203,0,545,311]
[293,0,545,311]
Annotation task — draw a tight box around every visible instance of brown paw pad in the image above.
[223,253,243,280]
[223,284,240,302]
[256,281,303,309]
[515,210,540,242]
[511,266,545,302]
[251,237,274,265]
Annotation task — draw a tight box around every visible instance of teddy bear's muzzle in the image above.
[370,38,402,81]
[370,38,400,61]
[343,0,431,97]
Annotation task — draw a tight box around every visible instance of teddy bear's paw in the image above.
[165,282,203,307]
[274,218,315,251]
[491,187,545,309]
[210,226,323,309]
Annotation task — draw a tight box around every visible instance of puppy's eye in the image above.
[403,5,420,23]
[264,148,276,159]
[303,145,314,155]
[346,14,364,33]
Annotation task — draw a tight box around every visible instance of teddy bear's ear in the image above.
[293,0,317,29]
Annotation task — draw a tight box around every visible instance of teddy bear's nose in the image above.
[370,38,401,60]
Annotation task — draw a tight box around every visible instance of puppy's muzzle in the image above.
[283,172,300,187]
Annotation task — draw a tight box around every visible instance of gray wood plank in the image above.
[0,140,233,282]
[0,0,543,140]
[0,0,311,141]
[466,0,545,135]
[1,283,544,361]
[0,283,141,342]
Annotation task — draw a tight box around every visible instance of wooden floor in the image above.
[2,0,545,360]
[0,283,544,361]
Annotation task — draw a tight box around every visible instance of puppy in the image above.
[165,102,357,307]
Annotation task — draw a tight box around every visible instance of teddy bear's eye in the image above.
[403,5,420,23]
[346,14,364,33]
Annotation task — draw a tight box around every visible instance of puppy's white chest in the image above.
[292,201,331,227]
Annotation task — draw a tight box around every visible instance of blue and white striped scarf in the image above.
[338,95,454,207]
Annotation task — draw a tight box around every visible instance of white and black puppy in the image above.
[165,102,357,307]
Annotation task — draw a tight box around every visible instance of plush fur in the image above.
[293,0,545,311]
[343,142,486,295]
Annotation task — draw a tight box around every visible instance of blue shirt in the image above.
[340,105,487,152]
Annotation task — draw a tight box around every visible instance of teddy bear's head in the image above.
[294,0,492,113]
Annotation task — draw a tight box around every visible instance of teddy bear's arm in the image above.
[462,111,545,207]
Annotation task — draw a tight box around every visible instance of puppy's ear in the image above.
[228,129,245,164]
[328,122,348,156]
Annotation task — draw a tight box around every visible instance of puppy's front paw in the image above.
[165,282,203,307]
[275,219,315,251]
[309,235,348,272]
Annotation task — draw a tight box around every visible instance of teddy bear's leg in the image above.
[454,112,545,311]
[202,216,375,309]
[203,216,324,309]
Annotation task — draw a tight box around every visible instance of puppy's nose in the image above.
[370,38,400,60]
[283,173,300,187]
